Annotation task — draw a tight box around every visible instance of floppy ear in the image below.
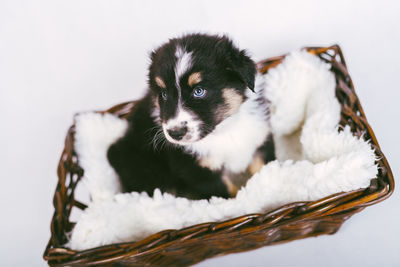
[216,37,257,92]
[230,49,256,91]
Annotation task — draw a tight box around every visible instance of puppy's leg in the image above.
[222,174,239,197]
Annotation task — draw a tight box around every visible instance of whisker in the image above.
[145,125,162,135]
[152,128,167,151]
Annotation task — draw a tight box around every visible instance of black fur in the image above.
[107,96,230,199]
[107,34,274,200]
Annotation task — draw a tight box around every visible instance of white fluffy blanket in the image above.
[68,51,377,250]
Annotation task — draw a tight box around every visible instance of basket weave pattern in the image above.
[43,46,394,266]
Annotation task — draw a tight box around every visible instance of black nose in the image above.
[167,127,188,140]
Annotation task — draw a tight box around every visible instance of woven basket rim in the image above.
[43,45,394,266]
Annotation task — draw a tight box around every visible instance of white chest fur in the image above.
[185,76,270,173]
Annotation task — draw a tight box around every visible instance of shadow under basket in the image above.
[44,45,395,266]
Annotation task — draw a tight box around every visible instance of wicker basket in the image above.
[43,45,394,266]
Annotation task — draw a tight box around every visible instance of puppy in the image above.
[107,33,274,199]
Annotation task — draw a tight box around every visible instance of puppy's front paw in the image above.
[222,175,238,197]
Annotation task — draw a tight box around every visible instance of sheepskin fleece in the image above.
[68,51,377,250]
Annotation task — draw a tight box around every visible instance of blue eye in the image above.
[161,91,167,101]
[193,87,206,98]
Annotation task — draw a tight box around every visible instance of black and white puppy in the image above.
[107,33,274,199]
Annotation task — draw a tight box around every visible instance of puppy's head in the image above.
[148,34,256,145]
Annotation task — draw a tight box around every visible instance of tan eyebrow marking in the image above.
[155,76,166,88]
[188,72,202,87]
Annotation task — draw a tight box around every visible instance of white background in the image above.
[1,0,399,266]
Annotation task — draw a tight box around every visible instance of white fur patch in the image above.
[174,45,193,92]
[67,51,377,250]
